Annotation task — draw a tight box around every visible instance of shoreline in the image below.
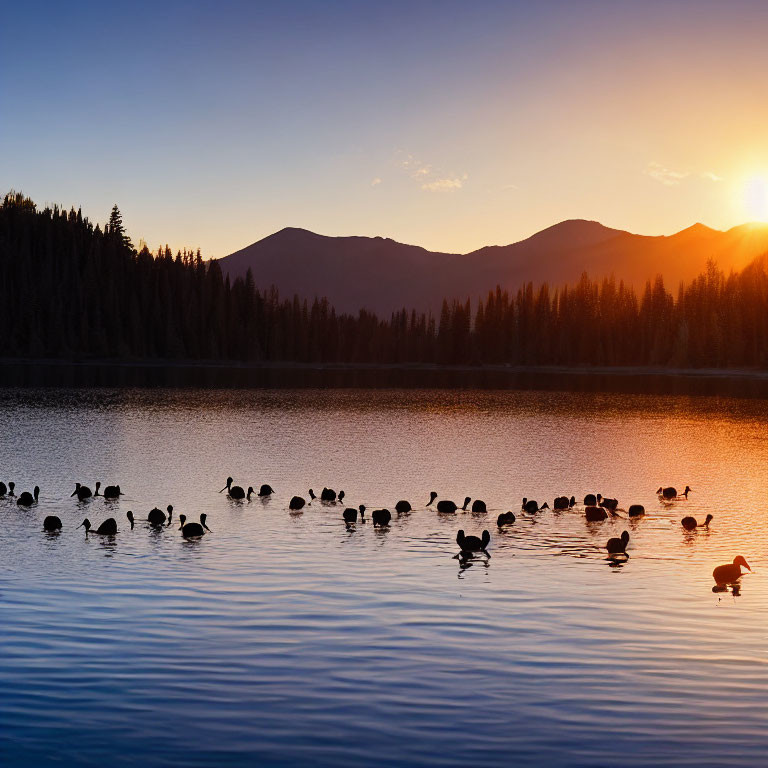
[1,358,768,381]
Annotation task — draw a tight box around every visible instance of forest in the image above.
[2,191,768,369]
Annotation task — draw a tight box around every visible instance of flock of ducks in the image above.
[0,479,752,588]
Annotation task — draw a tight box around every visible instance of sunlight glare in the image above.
[743,175,768,221]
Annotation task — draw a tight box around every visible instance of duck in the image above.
[681,513,712,531]
[658,485,691,500]
[585,506,608,522]
[606,530,630,555]
[471,499,487,513]
[522,498,541,514]
[258,484,274,497]
[553,496,570,511]
[712,556,750,584]
[436,497,470,514]
[358,504,366,522]
[395,500,412,514]
[372,509,391,527]
[0,481,6,496]
[321,488,337,502]
[179,513,211,539]
[16,486,39,506]
[43,515,62,532]
[599,497,619,512]
[220,477,246,500]
[338,490,345,504]
[93,482,102,496]
[147,505,173,527]
[289,495,306,510]
[308,489,317,502]
[584,493,597,506]
[7,481,14,497]
[569,496,576,507]
[71,482,92,501]
[79,516,119,535]
[497,511,516,526]
[628,504,645,517]
[427,491,438,506]
[342,507,358,524]
[103,484,121,499]
[456,529,491,556]
[127,511,135,529]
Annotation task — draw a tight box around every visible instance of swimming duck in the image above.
[658,485,691,500]
[437,498,468,514]
[16,486,39,506]
[343,507,358,524]
[553,496,570,510]
[606,530,630,555]
[258,484,274,497]
[220,477,246,499]
[628,504,645,517]
[321,488,337,502]
[599,497,619,512]
[471,499,487,513]
[584,493,597,506]
[43,515,62,532]
[79,516,118,535]
[289,496,306,510]
[103,484,121,499]
[585,506,608,522]
[72,483,92,501]
[395,500,412,514]
[712,556,750,584]
[0,481,6,496]
[456,529,491,555]
[496,511,516,526]
[522,498,541,513]
[179,513,210,538]
[147,506,171,527]
[681,513,712,531]
[372,509,391,527]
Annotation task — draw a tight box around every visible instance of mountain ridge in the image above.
[218,219,768,315]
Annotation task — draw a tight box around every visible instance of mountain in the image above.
[218,220,768,315]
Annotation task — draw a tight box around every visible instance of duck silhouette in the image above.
[456,529,491,556]
[343,507,358,524]
[606,530,630,556]
[471,499,487,513]
[372,509,391,527]
[79,516,122,535]
[628,504,645,517]
[16,486,39,506]
[103,484,121,499]
[395,500,412,514]
[496,511,516,527]
[43,515,62,532]
[427,491,438,506]
[713,556,750,584]
[658,485,691,500]
[681,513,712,531]
[179,513,211,539]
[585,506,608,522]
[258,484,274,497]
[289,496,306,510]
[71,483,92,501]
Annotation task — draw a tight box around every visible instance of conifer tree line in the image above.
[2,191,768,368]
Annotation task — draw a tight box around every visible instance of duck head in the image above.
[126,511,135,529]
[178,514,187,529]
[734,555,751,572]
[358,504,366,519]
[247,486,254,500]
[219,477,233,493]
[166,505,174,526]
[456,529,466,547]
[200,513,211,531]
[71,482,81,497]
[309,488,316,500]
[95,481,101,494]
[33,486,39,500]
[704,513,713,526]
[78,518,91,533]
[481,530,491,548]
[427,491,437,506]
[621,530,630,545]
[462,496,471,510]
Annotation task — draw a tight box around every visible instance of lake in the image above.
[1,388,767,767]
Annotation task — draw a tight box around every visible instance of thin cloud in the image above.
[422,177,464,191]
[700,171,723,182]
[370,177,382,186]
[645,161,689,186]
[394,150,466,192]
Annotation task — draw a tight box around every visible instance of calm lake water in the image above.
[1,388,767,767]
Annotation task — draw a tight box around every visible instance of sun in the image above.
[743,175,768,221]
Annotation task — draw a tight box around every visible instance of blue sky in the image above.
[4,1,768,256]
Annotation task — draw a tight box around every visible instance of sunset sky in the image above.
[4,0,768,256]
